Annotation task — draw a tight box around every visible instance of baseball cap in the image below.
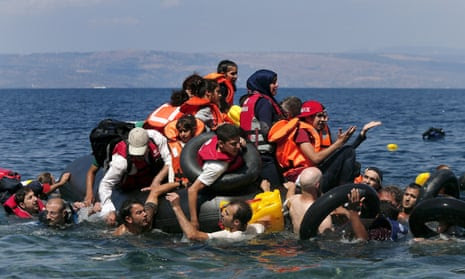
[298,100,324,118]
[127,127,149,156]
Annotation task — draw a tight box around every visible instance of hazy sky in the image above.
[1,0,464,54]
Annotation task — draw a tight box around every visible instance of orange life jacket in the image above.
[164,118,205,183]
[163,118,205,142]
[167,141,188,183]
[180,96,224,130]
[204,72,235,106]
[268,118,332,173]
[145,103,183,133]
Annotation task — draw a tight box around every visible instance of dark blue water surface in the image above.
[1,88,465,278]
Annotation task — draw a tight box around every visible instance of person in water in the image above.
[398,183,422,223]
[42,198,77,227]
[167,192,265,242]
[187,123,245,230]
[3,186,45,218]
[379,185,403,207]
[284,167,332,235]
[345,188,407,241]
[27,172,71,199]
[359,167,383,192]
[99,127,171,225]
[114,182,184,236]
[240,69,285,189]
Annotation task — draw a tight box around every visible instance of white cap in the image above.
[127,127,148,156]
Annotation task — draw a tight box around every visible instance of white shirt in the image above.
[197,160,229,186]
[99,129,171,216]
[207,223,265,242]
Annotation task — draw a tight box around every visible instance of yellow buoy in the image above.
[387,143,398,151]
[415,172,431,186]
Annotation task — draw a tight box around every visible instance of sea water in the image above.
[1,88,465,278]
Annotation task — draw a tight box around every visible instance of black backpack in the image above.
[89,119,135,169]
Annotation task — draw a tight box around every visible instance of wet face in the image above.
[225,66,238,83]
[362,169,381,190]
[127,204,148,228]
[46,201,66,226]
[219,136,241,157]
[402,187,419,209]
[269,78,278,96]
[21,191,39,214]
[221,204,239,229]
[178,127,194,144]
[379,191,398,207]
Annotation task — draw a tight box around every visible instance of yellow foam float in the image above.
[387,143,398,151]
[415,172,431,186]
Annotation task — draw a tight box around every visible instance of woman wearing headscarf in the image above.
[240,69,285,188]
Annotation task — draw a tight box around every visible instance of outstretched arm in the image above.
[188,179,206,229]
[351,121,382,149]
[44,172,71,195]
[144,182,181,225]
[167,192,209,241]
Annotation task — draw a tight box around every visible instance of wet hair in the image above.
[217,60,237,74]
[14,186,33,205]
[381,185,403,207]
[198,79,219,98]
[281,96,302,118]
[182,73,203,96]
[379,200,400,220]
[228,199,252,230]
[170,89,189,106]
[118,199,143,225]
[176,114,197,133]
[37,172,53,184]
[366,167,383,184]
[216,124,241,142]
[436,164,450,171]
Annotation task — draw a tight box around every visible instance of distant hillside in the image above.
[1,49,465,88]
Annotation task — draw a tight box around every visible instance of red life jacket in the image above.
[240,92,284,152]
[112,140,163,191]
[197,136,244,173]
[180,97,224,130]
[145,103,183,133]
[3,194,45,219]
[204,72,235,107]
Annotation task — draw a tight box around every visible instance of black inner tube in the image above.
[409,197,465,238]
[422,169,460,200]
[299,183,379,240]
[180,132,262,195]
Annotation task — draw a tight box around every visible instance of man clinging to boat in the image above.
[98,127,171,225]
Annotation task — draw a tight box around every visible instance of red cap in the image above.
[298,100,324,118]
